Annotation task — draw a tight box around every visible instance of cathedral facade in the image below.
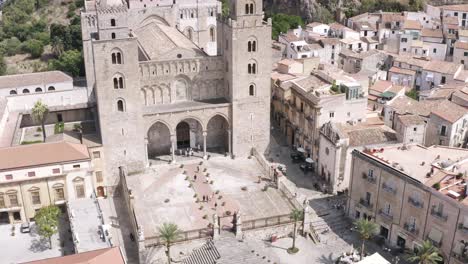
[81,0,272,182]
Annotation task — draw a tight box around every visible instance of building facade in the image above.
[81,0,272,180]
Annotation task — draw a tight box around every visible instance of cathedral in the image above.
[80,0,272,181]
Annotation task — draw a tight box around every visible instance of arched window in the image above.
[248,62,257,74]
[209,27,215,42]
[9,90,17,95]
[113,75,124,89]
[250,3,254,14]
[245,4,249,14]
[111,51,123,64]
[22,89,30,94]
[111,19,116,27]
[117,99,125,112]
[111,32,116,39]
[35,87,42,93]
[188,28,193,41]
[249,84,255,96]
[48,86,55,91]
[248,40,257,52]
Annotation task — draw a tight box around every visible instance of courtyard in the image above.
[126,156,294,240]
[0,212,73,264]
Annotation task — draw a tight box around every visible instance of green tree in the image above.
[31,100,49,141]
[288,208,304,254]
[158,223,181,264]
[51,37,65,57]
[407,240,443,264]
[22,39,44,58]
[354,218,378,260]
[406,89,419,100]
[48,49,84,77]
[0,54,6,76]
[2,37,21,56]
[35,205,61,249]
[271,13,304,40]
[221,0,230,18]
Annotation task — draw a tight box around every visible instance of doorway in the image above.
[176,122,191,149]
[0,212,9,224]
[380,225,389,240]
[397,235,406,249]
[97,186,105,197]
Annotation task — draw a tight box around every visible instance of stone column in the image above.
[203,131,207,160]
[235,210,243,240]
[227,129,232,158]
[144,138,149,167]
[170,134,176,163]
[213,214,219,240]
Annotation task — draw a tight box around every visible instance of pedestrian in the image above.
[194,174,197,181]
[214,202,217,207]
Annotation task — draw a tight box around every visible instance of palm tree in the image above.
[51,37,64,57]
[31,100,49,142]
[407,240,443,264]
[354,218,378,260]
[158,223,180,264]
[288,208,304,254]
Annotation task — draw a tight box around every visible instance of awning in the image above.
[428,228,443,244]
[381,91,396,99]
[297,147,305,153]
[305,158,314,163]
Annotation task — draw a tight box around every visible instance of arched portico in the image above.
[147,121,172,159]
[206,114,230,155]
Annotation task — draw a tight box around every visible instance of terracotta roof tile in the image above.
[421,28,443,38]
[0,71,72,90]
[23,247,125,264]
[403,20,422,30]
[0,141,90,171]
[431,100,467,123]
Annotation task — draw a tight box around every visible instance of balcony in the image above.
[359,198,373,209]
[430,207,448,222]
[403,223,419,235]
[408,196,424,208]
[362,172,376,184]
[379,209,393,220]
[382,183,397,195]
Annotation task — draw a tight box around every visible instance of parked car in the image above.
[20,222,31,233]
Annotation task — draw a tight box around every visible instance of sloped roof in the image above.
[23,247,125,264]
[403,20,422,30]
[396,114,426,126]
[0,141,90,171]
[423,60,461,75]
[441,4,468,12]
[421,28,443,38]
[0,71,72,90]
[431,100,467,123]
[455,41,468,50]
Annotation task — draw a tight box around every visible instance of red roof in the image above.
[23,247,125,264]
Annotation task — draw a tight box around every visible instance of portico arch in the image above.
[206,114,230,154]
[175,118,203,150]
[147,121,172,158]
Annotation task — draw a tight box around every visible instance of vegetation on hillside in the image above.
[346,0,425,18]
[0,0,84,76]
[269,13,305,40]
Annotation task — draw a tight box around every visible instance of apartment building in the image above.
[0,141,93,224]
[347,145,468,264]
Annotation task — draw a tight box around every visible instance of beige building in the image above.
[0,142,94,224]
[347,145,468,263]
[271,64,367,162]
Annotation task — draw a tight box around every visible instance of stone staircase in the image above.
[181,235,278,264]
[308,197,351,242]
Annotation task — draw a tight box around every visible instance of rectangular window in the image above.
[464,52,468,57]
[433,48,437,53]
[96,171,103,183]
[75,185,85,198]
[441,76,446,84]
[441,125,447,136]
[28,171,36,177]
[413,127,417,132]
[31,191,41,205]
[368,169,374,177]
[93,151,101,159]
[5,174,13,180]
[329,112,335,118]
[8,194,18,206]
[73,164,81,169]
[55,188,65,200]
[401,38,407,43]
[52,168,60,174]
[455,12,458,16]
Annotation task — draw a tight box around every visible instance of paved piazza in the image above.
[126,156,294,238]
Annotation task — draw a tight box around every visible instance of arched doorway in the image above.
[176,122,190,149]
[147,122,171,158]
[175,118,203,152]
[206,115,229,154]
[96,186,105,197]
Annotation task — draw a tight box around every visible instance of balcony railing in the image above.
[362,172,376,183]
[382,183,397,195]
[430,207,448,222]
[408,196,424,208]
[359,198,373,209]
[379,209,393,220]
[403,223,419,235]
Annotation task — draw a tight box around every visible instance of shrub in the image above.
[21,140,42,145]
[54,122,64,134]
[22,39,44,58]
[432,182,441,190]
